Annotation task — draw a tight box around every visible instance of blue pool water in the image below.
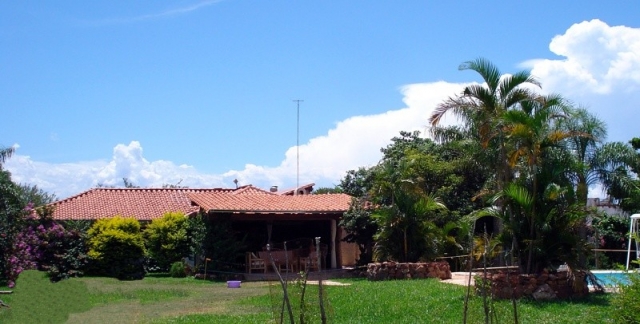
[591,271,631,286]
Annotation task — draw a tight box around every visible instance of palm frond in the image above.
[460,57,501,92]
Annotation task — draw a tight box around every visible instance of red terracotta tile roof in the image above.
[188,192,352,214]
[50,185,352,220]
[231,185,276,195]
[50,188,225,221]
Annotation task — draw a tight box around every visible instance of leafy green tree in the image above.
[122,178,139,188]
[143,212,190,270]
[0,170,24,285]
[343,131,488,263]
[612,137,640,213]
[340,197,377,265]
[0,146,14,168]
[313,187,344,194]
[87,216,146,280]
[201,215,246,273]
[17,183,57,207]
[338,167,374,198]
[430,58,540,197]
[186,213,207,269]
[430,59,541,267]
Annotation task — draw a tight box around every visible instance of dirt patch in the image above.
[67,279,269,324]
[441,272,475,286]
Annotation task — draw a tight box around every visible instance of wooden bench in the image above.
[259,250,298,272]
[246,252,267,273]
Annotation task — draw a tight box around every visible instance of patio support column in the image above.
[267,222,273,244]
[330,219,337,269]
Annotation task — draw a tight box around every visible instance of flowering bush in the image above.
[5,204,90,286]
[6,224,40,287]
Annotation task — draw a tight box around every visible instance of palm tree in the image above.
[556,108,637,204]
[372,188,447,262]
[429,58,540,192]
[430,58,541,267]
[502,94,576,272]
[0,146,14,169]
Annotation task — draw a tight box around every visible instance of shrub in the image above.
[38,221,90,282]
[169,261,187,278]
[0,171,28,286]
[611,270,640,324]
[143,212,190,271]
[6,205,90,286]
[88,216,146,280]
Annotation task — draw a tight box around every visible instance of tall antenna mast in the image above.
[293,99,303,195]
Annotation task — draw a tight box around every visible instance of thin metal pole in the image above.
[293,99,303,195]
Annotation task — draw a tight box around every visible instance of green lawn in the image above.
[0,270,616,324]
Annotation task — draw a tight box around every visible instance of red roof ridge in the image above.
[232,185,277,195]
[51,187,229,205]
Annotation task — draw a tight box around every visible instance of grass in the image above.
[0,271,618,323]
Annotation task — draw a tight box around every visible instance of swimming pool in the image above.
[591,270,633,286]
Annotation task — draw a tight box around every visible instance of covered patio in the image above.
[187,185,355,273]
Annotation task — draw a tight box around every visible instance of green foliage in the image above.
[373,189,448,262]
[591,213,629,267]
[0,169,26,285]
[201,215,246,272]
[144,212,190,270]
[611,270,640,324]
[186,213,207,268]
[0,146,15,167]
[169,261,187,278]
[344,130,487,263]
[122,177,140,188]
[616,137,640,213]
[340,197,377,265]
[35,210,91,282]
[16,183,56,207]
[313,186,344,194]
[87,216,146,280]
[339,167,374,198]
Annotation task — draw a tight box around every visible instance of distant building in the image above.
[587,197,629,218]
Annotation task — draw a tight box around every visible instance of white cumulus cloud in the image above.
[525,19,640,96]
[5,141,226,199]
[223,81,466,189]
[5,20,639,200]
[524,19,640,144]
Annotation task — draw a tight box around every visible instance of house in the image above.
[49,184,358,269]
[587,197,629,218]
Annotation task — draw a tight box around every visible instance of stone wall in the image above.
[366,261,452,281]
[475,269,589,300]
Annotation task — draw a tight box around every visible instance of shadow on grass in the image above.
[519,292,612,308]
[0,270,93,324]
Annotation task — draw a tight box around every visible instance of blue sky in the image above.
[2,1,639,199]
